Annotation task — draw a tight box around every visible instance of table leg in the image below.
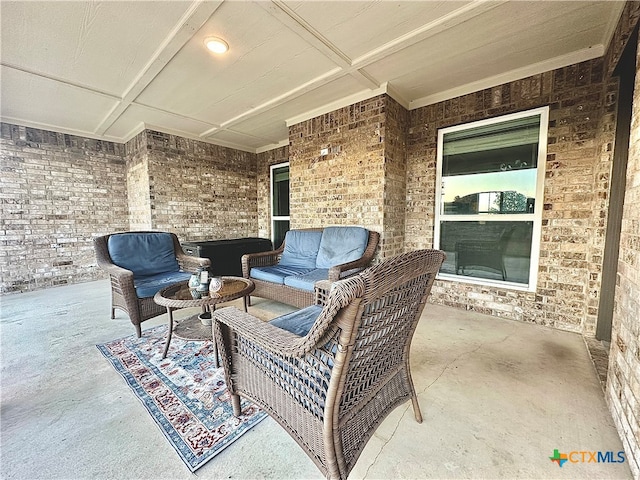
[210,305,220,368]
[162,307,174,359]
[243,295,248,312]
[212,337,220,368]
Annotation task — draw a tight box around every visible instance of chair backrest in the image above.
[278,226,375,270]
[101,231,180,277]
[305,249,445,344]
[499,225,517,249]
[344,250,442,389]
[299,249,445,475]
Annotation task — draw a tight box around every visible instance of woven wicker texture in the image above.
[214,249,445,479]
[94,231,211,337]
[241,228,380,309]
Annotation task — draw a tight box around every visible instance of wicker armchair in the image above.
[214,249,446,479]
[94,231,210,337]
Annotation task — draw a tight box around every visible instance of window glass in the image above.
[442,116,539,215]
[272,220,290,249]
[439,221,533,284]
[272,166,289,217]
[435,108,547,290]
[271,163,290,248]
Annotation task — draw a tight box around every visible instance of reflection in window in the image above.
[439,221,533,283]
[435,108,548,290]
[441,115,539,216]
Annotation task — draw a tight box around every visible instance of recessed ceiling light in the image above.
[204,37,229,54]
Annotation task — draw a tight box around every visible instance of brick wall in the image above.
[131,130,259,242]
[125,130,152,230]
[0,125,261,293]
[381,96,408,259]
[607,3,640,477]
[288,95,387,253]
[587,79,619,331]
[406,59,610,334]
[256,145,289,242]
[0,123,128,293]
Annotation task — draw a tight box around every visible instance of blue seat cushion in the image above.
[108,233,179,277]
[283,269,329,292]
[269,305,323,337]
[316,227,368,269]
[279,230,323,269]
[134,271,192,298]
[250,265,314,285]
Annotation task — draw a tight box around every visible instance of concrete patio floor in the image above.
[0,279,632,480]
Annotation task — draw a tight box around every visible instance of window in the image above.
[270,162,290,248]
[434,107,548,291]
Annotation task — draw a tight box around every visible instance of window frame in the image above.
[270,161,290,247]
[434,106,549,292]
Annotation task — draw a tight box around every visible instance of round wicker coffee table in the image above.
[153,277,254,362]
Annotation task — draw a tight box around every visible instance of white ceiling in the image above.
[0,1,625,153]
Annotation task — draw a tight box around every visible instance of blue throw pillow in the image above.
[316,227,368,268]
[278,230,322,269]
[108,232,179,277]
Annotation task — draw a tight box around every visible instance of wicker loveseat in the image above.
[94,231,210,337]
[242,226,379,309]
[214,249,446,479]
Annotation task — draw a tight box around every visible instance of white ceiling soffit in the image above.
[0,1,626,153]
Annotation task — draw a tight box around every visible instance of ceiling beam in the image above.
[204,0,509,137]
[260,1,380,90]
[198,66,343,137]
[94,0,224,136]
[351,0,508,68]
[0,62,120,100]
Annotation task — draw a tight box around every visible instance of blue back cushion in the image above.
[316,227,368,268]
[279,230,322,269]
[108,232,179,277]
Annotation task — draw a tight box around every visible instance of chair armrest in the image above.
[100,263,137,308]
[314,280,332,306]
[327,260,368,281]
[214,307,320,357]
[241,247,283,277]
[176,252,210,272]
[98,261,134,283]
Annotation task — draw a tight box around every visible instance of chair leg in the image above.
[231,393,242,417]
[411,394,423,424]
[135,323,142,338]
[111,307,115,319]
[406,364,423,423]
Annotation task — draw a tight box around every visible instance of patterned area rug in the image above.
[97,325,266,472]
